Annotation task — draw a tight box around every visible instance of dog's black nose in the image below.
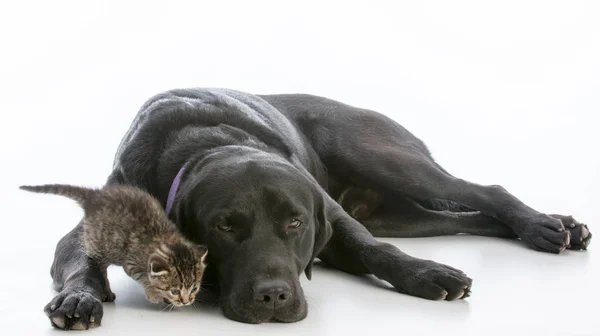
[253,280,292,308]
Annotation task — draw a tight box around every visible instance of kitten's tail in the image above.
[19,184,98,206]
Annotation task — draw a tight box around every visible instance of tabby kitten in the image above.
[20,183,207,307]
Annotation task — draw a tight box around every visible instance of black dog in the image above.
[44,88,592,329]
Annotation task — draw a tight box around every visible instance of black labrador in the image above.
[44,88,592,329]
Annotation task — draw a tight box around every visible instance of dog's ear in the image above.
[305,195,333,280]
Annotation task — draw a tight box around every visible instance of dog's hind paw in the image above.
[516,215,571,254]
[550,214,591,250]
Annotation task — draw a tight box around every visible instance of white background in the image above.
[0,1,598,335]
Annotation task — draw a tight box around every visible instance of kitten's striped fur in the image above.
[20,184,207,307]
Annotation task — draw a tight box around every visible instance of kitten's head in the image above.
[146,241,208,307]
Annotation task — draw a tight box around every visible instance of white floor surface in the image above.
[1,1,598,335]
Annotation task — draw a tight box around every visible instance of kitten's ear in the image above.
[148,254,170,279]
[195,245,208,265]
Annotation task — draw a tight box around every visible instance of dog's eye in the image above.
[288,219,302,229]
[216,223,232,232]
[170,289,180,295]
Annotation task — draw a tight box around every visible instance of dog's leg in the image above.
[291,104,591,252]
[44,223,106,330]
[335,185,515,237]
[318,200,472,301]
[265,94,591,251]
[333,141,590,252]
[358,195,517,238]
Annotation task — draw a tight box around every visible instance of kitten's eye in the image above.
[288,219,302,229]
[216,223,232,232]
[170,289,180,295]
[192,287,198,293]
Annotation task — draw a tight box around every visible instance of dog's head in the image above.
[176,147,332,323]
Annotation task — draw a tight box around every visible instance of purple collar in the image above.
[165,162,189,215]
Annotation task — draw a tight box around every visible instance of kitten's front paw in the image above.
[102,291,116,302]
[44,288,103,330]
[144,289,163,304]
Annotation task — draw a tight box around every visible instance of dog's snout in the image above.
[253,280,292,308]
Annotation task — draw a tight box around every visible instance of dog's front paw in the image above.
[550,214,592,250]
[396,260,472,301]
[44,288,103,330]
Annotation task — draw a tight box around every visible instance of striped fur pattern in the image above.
[20,183,207,306]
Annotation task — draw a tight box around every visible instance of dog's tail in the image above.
[19,184,98,207]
